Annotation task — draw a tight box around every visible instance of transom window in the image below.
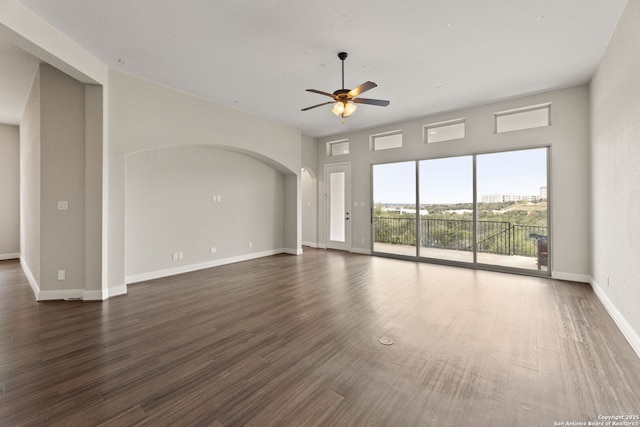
[424,119,466,143]
[495,104,551,133]
[371,131,403,151]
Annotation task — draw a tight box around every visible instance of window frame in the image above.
[326,139,350,157]
[494,103,551,134]
[423,118,466,144]
[370,130,403,151]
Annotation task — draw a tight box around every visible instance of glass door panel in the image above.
[329,171,346,242]
[372,161,416,256]
[476,148,548,271]
[327,163,351,251]
[419,156,474,263]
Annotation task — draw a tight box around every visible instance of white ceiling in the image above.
[3,0,628,137]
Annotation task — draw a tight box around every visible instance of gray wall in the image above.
[590,0,640,352]
[317,85,591,281]
[0,123,19,259]
[108,70,302,293]
[19,63,103,299]
[84,85,104,293]
[125,146,285,280]
[39,63,86,292]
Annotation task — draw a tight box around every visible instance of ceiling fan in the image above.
[301,52,390,118]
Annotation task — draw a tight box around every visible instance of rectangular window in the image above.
[371,131,403,151]
[327,139,349,156]
[424,119,465,143]
[495,104,551,133]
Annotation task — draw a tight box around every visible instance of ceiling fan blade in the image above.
[301,101,335,111]
[348,81,377,98]
[353,97,390,107]
[306,89,337,99]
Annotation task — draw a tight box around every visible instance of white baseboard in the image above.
[125,248,289,285]
[20,256,84,301]
[283,247,303,255]
[317,243,327,249]
[590,278,640,359]
[20,257,40,299]
[20,256,126,302]
[351,247,372,255]
[77,285,128,301]
[81,285,127,300]
[302,241,318,248]
[106,285,128,299]
[0,252,19,261]
[82,290,105,301]
[38,289,85,301]
[551,271,590,283]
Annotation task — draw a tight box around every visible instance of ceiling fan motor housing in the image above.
[333,88,350,99]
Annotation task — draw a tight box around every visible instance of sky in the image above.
[373,147,547,205]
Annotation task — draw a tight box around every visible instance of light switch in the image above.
[58,270,66,280]
[58,201,69,210]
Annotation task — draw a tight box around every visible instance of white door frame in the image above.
[325,162,351,251]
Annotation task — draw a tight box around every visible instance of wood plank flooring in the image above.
[1,249,639,426]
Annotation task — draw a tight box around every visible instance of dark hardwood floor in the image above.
[1,249,639,426]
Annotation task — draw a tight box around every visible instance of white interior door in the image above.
[326,163,351,251]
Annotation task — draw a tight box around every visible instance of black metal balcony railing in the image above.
[374,217,547,258]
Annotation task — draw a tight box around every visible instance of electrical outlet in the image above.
[58,270,66,280]
[210,247,216,254]
[248,242,253,248]
[172,253,178,261]
[178,252,184,260]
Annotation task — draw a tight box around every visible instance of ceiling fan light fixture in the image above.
[343,101,357,117]
[331,102,345,116]
[331,101,357,117]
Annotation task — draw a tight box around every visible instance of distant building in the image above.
[381,206,429,215]
[540,187,548,200]
[481,193,541,203]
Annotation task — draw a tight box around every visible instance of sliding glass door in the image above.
[476,148,548,271]
[419,156,474,263]
[372,161,416,256]
[371,147,549,274]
